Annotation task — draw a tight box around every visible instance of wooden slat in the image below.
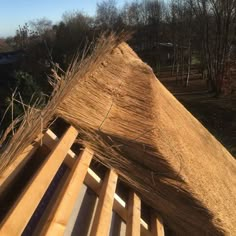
[113,193,127,222]
[141,226,152,236]
[151,214,165,236]
[0,143,38,195]
[84,168,102,194]
[43,129,125,222]
[83,168,151,235]
[0,126,78,236]
[42,129,58,148]
[90,169,118,236]
[126,191,141,236]
[41,147,94,235]
[39,128,151,235]
[43,129,76,168]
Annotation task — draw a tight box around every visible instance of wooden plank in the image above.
[0,143,38,196]
[0,126,78,236]
[151,214,165,236]
[113,193,127,222]
[42,129,58,148]
[90,169,118,236]
[43,129,76,168]
[126,191,141,236]
[141,225,152,236]
[83,168,149,234]
[84,168,102,194]
[41,129,150,234]
[0,132,45,195]
[32,169,70,236]
[41,148,94,236]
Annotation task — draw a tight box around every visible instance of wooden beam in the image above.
[83,168,151,235]
[35,128,150,235]
[41,148,94,236]
[43,129,127,222]
[126,191,141,236]
[90,169,118,236]
[0,143,38,196]
[42,129,58,148]
[141,226,152,236]
[151,214,165,236]
[113,193,127,222]
[84,168,102,194]
[0,126,78,236]
[43,129,76,168]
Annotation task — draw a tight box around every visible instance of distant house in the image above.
[133,39,188,70]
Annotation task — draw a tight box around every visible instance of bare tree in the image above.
[96,0,119,29]
[15,23,31,49]
[168,0,187,84]
[121,2,142,26]
[196,0,236,95]
[183,0,194,87]
[29,18,52,36]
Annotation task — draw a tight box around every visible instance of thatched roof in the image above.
[0,34,236,235]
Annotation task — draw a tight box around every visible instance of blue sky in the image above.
[0,0,128,38]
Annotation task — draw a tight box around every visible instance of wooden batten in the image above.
[151,213,165,236]
[41,147,94,235]
[0,126,159,236]
[41,129,154,235]
[0,143,38,196]
[0,126,78,236]
[126,191,141,236]
[113,194,127,223]
[90,169,118,236]
[43,129,76,168]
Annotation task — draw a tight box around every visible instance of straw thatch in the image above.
[1,33,236,235]
[0,33,128,172]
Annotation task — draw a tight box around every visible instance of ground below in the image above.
[158,69,236,157]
